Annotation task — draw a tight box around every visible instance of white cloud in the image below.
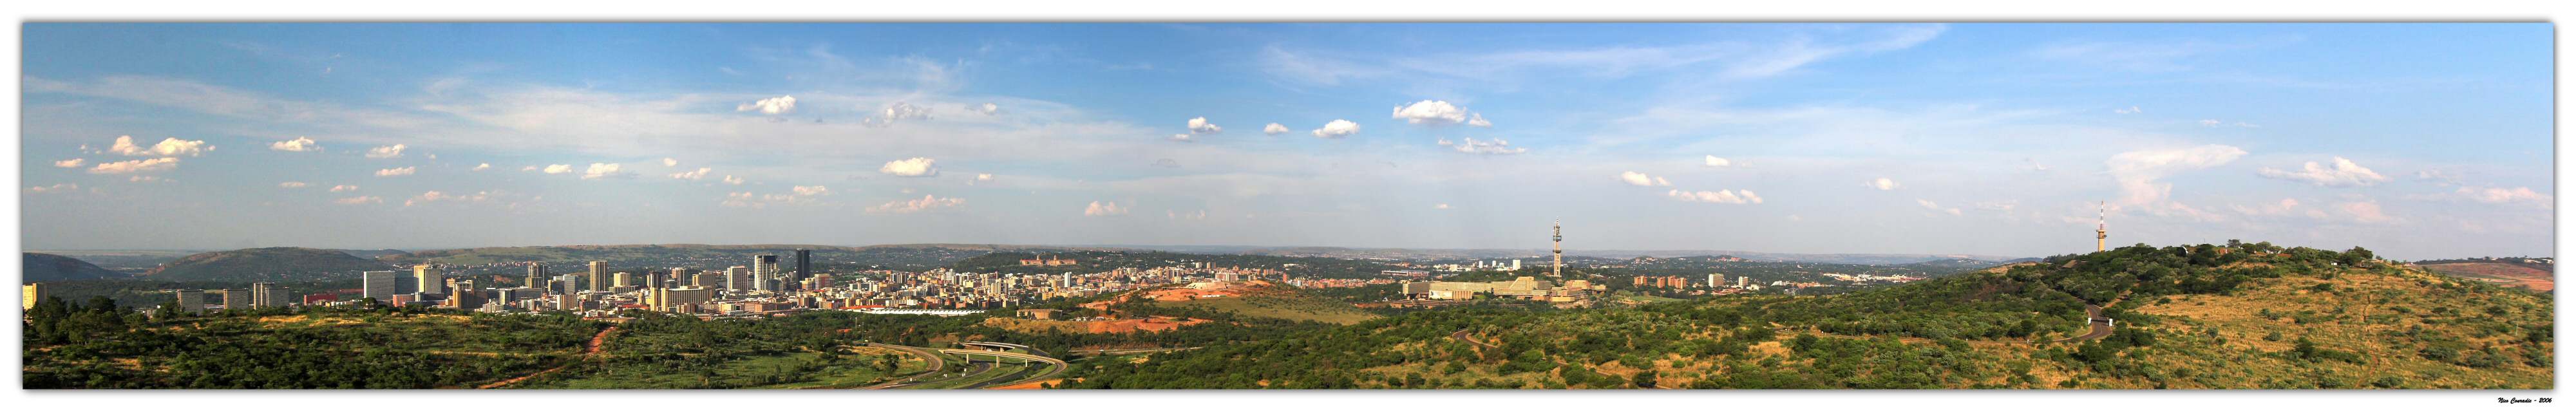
[1391,100,1475,126]
[879,157,938,177]
[333,195,383,205]
[404,190,500,207]
[792,185,830,196]
[2230,198,2303,216]
[735,95,797,115]
[2416,169,2464,186]
[1619,171,1671,187]
[661,158,678,167]
[1703,156,1732,167]
[278,182,308,189]
[269,136,321,152]
[1311,119,1360,138]
[128,176,166,183]
[2198,119,2221,127]
[471,163,491,171]
[1084,201,1130,216]
[542,164,574,174]
[52,158,85,168]
[2114,106,2141,115]
[26,183,78,193]
[1915,199,1963,216]
[365,144,407,158]
[375,167,416,176]
[866,194,965,214]
[328,185,359,192]
[974,102,1000,115]
[1466,113,1492,127]
[1667,189,1763,205]
[2337,200,2393,224]
[87,157,178,174]
[1865,178,1900,191]
[670,167,712,180]
[1169,133,1194,142]
[1187,117,1224,134]
[1263,123,1289,135]
[1437,137,1527,155]
[971,173,994,185]
[109,136,211,157]
[722,175,745,185]
[2450,186,2552,207]
[2107,144,2248,209]
[1434,203,1451,210]
[2023,158,2050,171]
[580,163,629,180]
[2256,156,2390,187]
[862,102,933,127]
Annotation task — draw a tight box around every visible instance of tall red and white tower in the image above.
[1551,220,1564,277]
[2095,201,2108,252]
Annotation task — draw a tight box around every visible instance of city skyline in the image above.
[19,23,2555,259]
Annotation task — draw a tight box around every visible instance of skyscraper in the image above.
[250,283,289,308]
[413,265,445,295]
[167,289,205,312]
[587,261,611,291]
[362,270,399,302]
[725,266,752,292]
[793,248,811,292]
[753,254,781,292]
[1551,220,1564,278]
[526,263,548,290]
[21,283,43,310]
[613,272,636,288]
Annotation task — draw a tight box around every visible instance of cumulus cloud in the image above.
[1915,199,1963,216]
[365,144,406,159]
[1084,201,1130,216]
[2257,156,2390,187]
[2229,198,2308,217]
[792,185,830,196]
[735,95,797,115]
[328,185,359,192]
[471,163,491,171]
[1168,133,1194,142]
[333,196,384,205]
[87,157,178,174]
[269,136,321,152]
[861,102,933,127]
[278,182,308,189]
[1667,189,1763,205]
[1865,178,1900,191]
[2107,144,2245,208]
[1619,171,1671,187]
[128,176,166,183]
[1263,123,1289,135]
[1390,100,1478,126]
[670,167,712,180]
[542,164,574,174]
[375,167,416,176]
[26,183,79,193]
[723,175,745,185]
[1187,117,1224,134]
[404,190,501,207]
[2415,169,2464,186]
[2114,106,2141,115]
[1703,156,1732,167]
[1311,119,1360,138]
[974,102,999,115]
[580,163,630,180]
[2445,186,2553,208]
[109,136,211,157]
[1437,137,1527,155]
[2337,200,2393,223]
[662,158,679,167]
[1466,113,1492,127]
[2199,119,2221,127]
[879,157,938,177]
[866,194,964,214]
[52,158,85,168]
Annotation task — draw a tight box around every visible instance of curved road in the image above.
[934,348,1068,389]
[858,343,951,389]
[1450,328,1499,350]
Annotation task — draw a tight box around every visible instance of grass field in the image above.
[535,348,929,389]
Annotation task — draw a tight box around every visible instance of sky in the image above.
[17,23,2555,259]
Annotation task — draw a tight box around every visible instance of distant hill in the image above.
[142,247,398,282]
[1219,245,2023,265]
[23,253,130,281]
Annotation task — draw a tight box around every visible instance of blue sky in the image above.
[18,23,2554,259]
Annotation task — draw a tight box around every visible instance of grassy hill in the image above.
[1144,291,1382,326]
[24,252,130,281]
[142,247,398,282]
[1058,242,2553,389]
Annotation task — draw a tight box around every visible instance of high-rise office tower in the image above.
[22,283,44,310]
[413,265,444,295]
[793,249,811,292]
[692,270,718,288]
[553,275,582,295]
[167,289,205,312]
[1551,220,1565,278]
[612,272,636,288]
[587,261,610,291]
[362,270,399,302]
[753,254,779,279]
[249,283,283,308]
[395,272,419,295]
[1707,274,1725,289]
[644,270,668,290]
[725,266,752,292]
[218,288,250,310]
[526,263,548,289]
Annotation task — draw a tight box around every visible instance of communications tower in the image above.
[2096,201,2108,252]
[1551,220,1564,277]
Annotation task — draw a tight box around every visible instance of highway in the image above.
[858,343,950,389]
